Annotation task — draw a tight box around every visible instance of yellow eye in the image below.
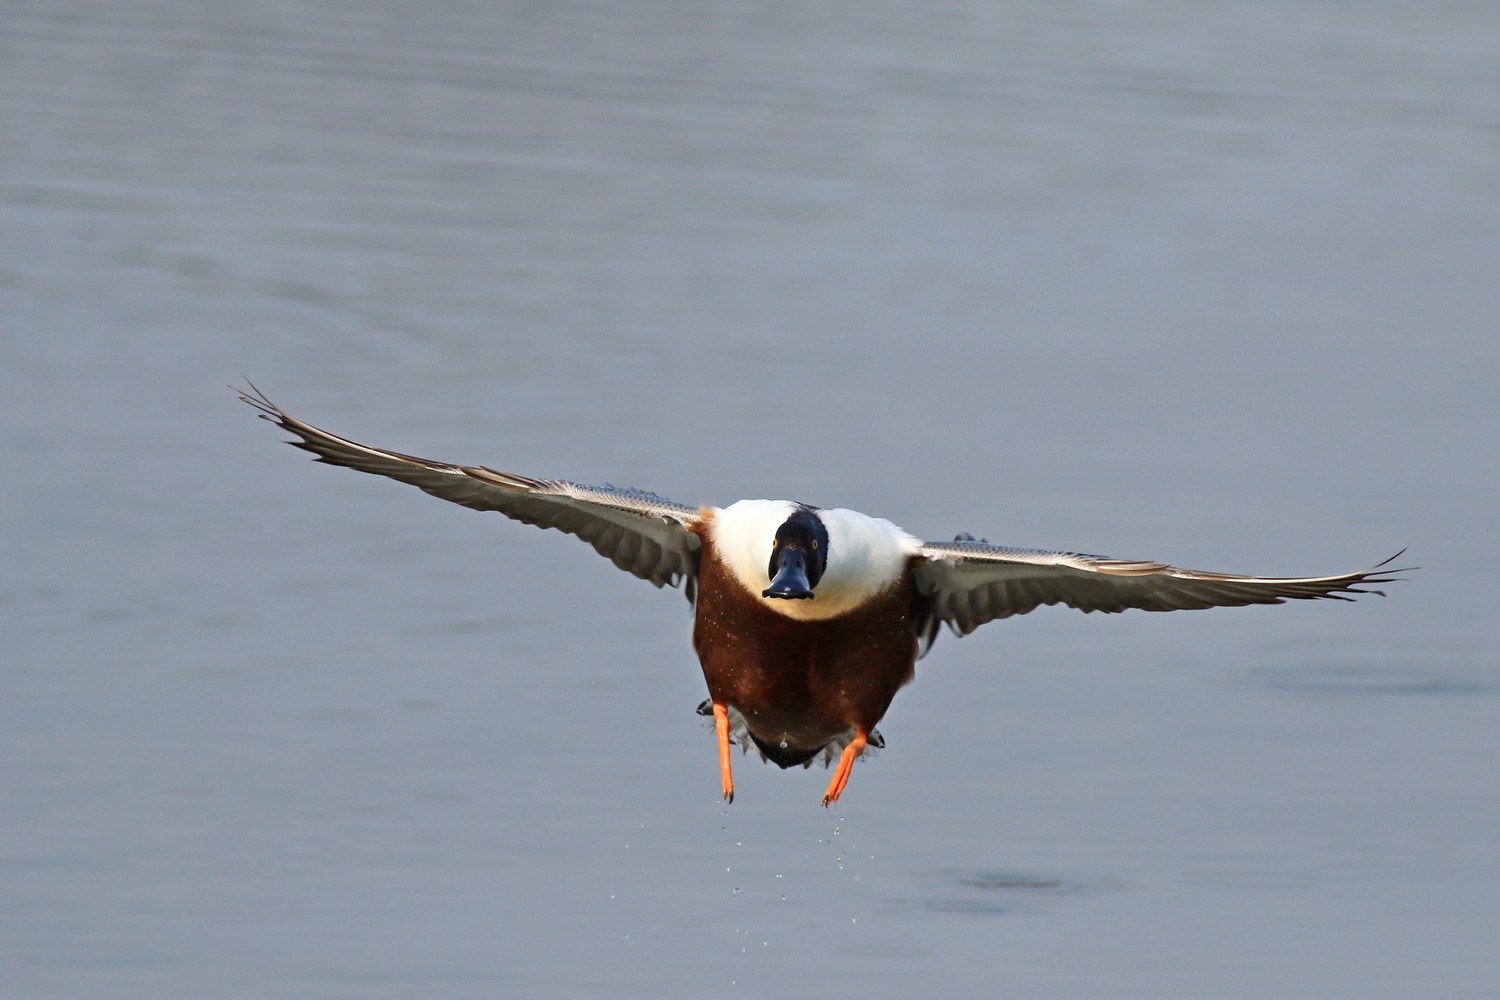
[810,539,818,549]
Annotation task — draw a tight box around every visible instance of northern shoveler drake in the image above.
[238,385,1408,806]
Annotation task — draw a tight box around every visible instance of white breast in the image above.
[710,500,922,621]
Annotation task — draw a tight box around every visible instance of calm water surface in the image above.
[3,3,1497,998]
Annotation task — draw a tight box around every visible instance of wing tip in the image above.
[1334,549,1417,599]
[233,379,298,434]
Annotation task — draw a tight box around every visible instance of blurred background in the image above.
[3,2,1495,997]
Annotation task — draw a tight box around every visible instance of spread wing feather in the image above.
[911,541,1409,657]
[238,384,703,597]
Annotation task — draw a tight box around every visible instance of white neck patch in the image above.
[709,500,921,621]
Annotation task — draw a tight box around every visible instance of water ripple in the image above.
[884,868,1123,917]
[1245,640,1492,698]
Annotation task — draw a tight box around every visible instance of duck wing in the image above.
[238,384,703,598]
[909,540,1409,657]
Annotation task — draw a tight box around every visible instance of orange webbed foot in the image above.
[821,731,868,807]
[712,701,735,804]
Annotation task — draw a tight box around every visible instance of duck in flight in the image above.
[238,385,1406,806]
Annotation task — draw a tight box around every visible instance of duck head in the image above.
[762,507,830,600]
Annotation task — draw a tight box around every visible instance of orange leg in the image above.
[712,701,735,804]
[821,730,868,807]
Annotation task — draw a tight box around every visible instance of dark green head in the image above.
[763,507,830,600]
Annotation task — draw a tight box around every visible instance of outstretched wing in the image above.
[238,384,704,598]
[910,540,1409,657]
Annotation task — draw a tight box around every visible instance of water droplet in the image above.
[779,739,788,749]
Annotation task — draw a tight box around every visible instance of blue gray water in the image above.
[3,3,1496,997]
